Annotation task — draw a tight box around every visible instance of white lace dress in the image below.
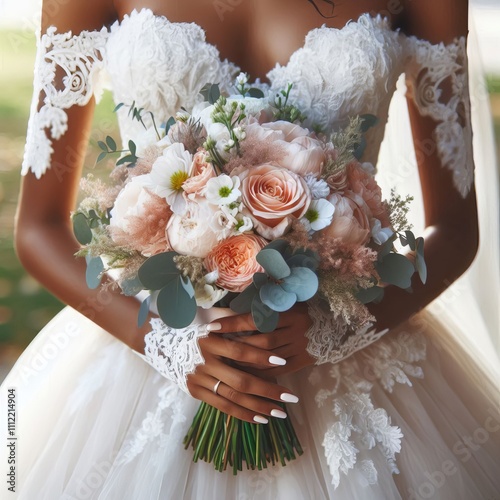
[2,9,500,499]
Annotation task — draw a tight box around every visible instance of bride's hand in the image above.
[211,303,316,377]
[186,329,300,424]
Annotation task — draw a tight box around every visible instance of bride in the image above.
[1,0,500,498]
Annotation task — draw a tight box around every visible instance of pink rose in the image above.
[246,121,325,177]
[238,163,311,239]
[347,162,390,227]
[182,150,215,195]
[323,192,372,246]
[204,234,267,293]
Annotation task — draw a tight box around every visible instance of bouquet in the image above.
[73,73,426,474]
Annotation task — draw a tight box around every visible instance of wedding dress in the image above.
[1,9,500,499]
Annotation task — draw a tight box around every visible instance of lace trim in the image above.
[309,330,427,489]
[405,36,474,198]
[141,319,209,395]
[22,26,109,178]
[305,299,389,365]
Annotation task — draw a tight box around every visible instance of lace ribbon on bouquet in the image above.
[22,27,109,178]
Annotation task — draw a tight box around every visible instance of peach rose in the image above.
[347,162,391,227]
[246,121,325,177]
[204,234,267,292]
[323,192,372,246]
[238,163,311,239]
[182,150,215,195]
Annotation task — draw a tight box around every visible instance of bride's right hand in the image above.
[186,332,298,424]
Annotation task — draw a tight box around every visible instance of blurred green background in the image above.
[0,27,499,380]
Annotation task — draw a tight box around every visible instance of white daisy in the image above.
[302,198,335,232]
[205,175,241,206]
[304,174,330,199]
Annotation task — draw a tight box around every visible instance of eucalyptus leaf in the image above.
[128,140,137,156]
[138,251,181,290]
[73,213,92,245]
[260,283,297,312]
[156,277,197,328]
[281,267,319,302]
[248,88,265,99]
[85,256,104,290]
[353,136,367,160]
[165,116,176,134]
[415,237,427,284]
[251,295,279,333]
[399,234,408,247]
[200,83,221,104]
[121,275,144,296]
[106,136,117,152]
[113,102,125,113]
[360,114,379,132]
[257,249,291,280]
[97,140,108,151]
[376,253,415,289]
[230,284,258,313]
[138,295,151,328]
[378,235,396,259]
[356,285,385,304]
[253,272,268,289]
[286,250,320,271]
[405,230,417,251]
[116,154,137,167]
[263,239,289,254]
[96,152,107,163]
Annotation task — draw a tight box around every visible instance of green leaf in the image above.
[260,283,297,312]
[85,256,104,289]
[96,151,107,164]
[353,136,367,160]
[106,136,117,152]
[113,102,125,113]
[253,272,268,289]
[281,267,319,302]
[121,275,144,296]
[138,251,181,290]
[248,88,265,98]
[230,284,258,314]
[405,230,417,251]
[376,253,415,289]
[156,277,197,328]
[257,249,291,280]
[138,295,151,328]
[116,154,137,166]
[251,295,280,333]
[263,239,289,254]
[200,83,221,104]
[378,234,397,259]
[128,140,136,156]
[73,213,92,245]
[356,285,385,304]
[359,114,379,132]
[415,237,427,284]
[97,140,108,151]
[165,116,176,134]
[286,250,320,271]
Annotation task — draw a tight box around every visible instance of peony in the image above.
[246,121,325,177]
[166,197,222,258]
[347,161,391,226]
[182,150,215,195]
[148,143,193,214]
[323,192,372,246]
[204,234,267,292]
[237,163,312,239]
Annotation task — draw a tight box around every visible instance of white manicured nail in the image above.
[269,356,286,366]
[206,322,222,332]
[271,409,287,419]
[280,393,299,403]
[253,415,269,424]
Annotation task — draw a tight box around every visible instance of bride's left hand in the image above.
[211,303,316,376]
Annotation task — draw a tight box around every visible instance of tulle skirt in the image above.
[1,304,499,500]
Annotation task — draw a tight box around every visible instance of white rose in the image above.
[109,175,152,232]
[166,197,223,258]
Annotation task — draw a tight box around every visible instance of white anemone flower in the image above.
[302,198,335,232]
[304,174,330,199]
[148,143,192,214]
[205,175,241,206]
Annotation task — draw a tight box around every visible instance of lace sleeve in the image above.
[134,319,210,395]
[22,26,109,179]
[305,299,389,365]
[404,36,474,198]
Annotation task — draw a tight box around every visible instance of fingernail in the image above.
[206,322,222,332]
[280,393,299,403]
[253,415,269,424]
[271,409,287,419]
[269,356,286,366]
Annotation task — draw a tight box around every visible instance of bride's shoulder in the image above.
[398,0,468,43]
[40,0,117,34]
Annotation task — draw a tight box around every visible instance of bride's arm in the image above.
[15,0,297,424]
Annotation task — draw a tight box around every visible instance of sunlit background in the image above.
[0,0,499,381]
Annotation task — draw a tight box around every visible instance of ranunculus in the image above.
[323,192,372,246]
[204,234,267,292]
[166,197,222,258]
[246,121,325,177]
[237,163,311,239]
[109,175,152,232]
[347,161,391,227]
[182,150,215,195]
